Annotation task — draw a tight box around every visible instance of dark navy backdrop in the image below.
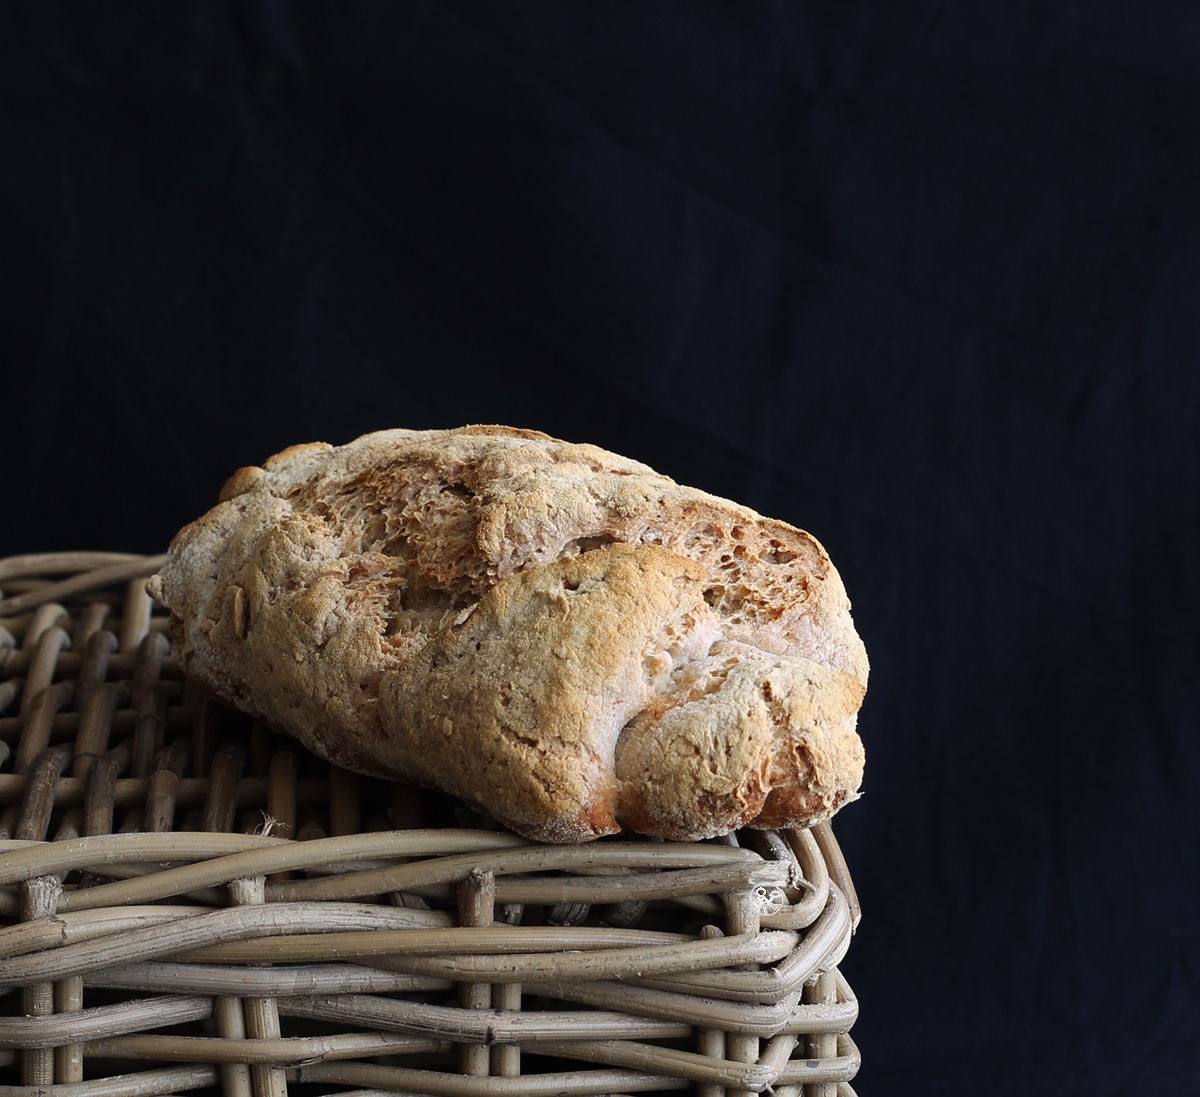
[2,4,1198,1093]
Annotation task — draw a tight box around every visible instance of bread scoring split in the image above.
[148,426,868,842]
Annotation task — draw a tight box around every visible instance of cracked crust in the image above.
[149,426,868,841]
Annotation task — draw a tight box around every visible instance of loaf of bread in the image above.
[148,426,868,842]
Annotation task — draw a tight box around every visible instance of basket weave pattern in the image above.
[0,553,861,1096]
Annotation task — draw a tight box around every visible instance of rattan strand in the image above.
[1,921,795,990]
[0,554,151,583]
[81,1032,447,1064]
[621,886,852,1003]
[86,961,454,996]
[0,1064,219,1097]
[84,969,858,1039]
[0,901,455,961]
[0,553,861,1096]
[0,830,527,887]
[0,995,214,1048]
[0,557,168,618]
[525,972,858,1036]
[278,994,696,1043]
[291,1061,690,1094]
[173,923,696,963]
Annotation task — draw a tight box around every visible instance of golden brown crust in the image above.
[218,466,268,504]
[150,426,868,841]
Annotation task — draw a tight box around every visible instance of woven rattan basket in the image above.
[0,552,861,1097]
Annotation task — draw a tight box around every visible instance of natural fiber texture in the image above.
[0,553,860,1096]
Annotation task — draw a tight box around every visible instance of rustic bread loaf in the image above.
[148,426,868,842]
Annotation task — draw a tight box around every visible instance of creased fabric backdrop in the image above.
[2,3,1198,1093]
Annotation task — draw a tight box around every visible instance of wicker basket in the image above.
[0,552,861,1097]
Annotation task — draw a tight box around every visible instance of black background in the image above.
[2,3,1198,1093]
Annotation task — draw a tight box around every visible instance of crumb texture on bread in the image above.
[152,426,868,841]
